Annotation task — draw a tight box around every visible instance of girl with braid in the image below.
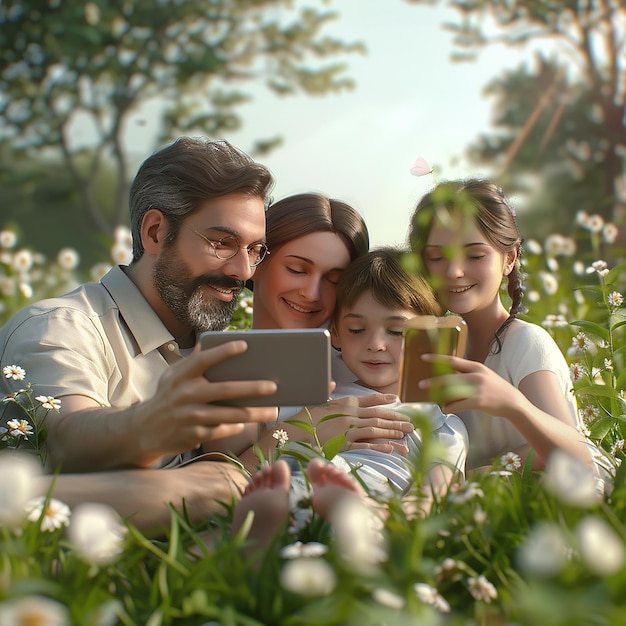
[408,179,607,477]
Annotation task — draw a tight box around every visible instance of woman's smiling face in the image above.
[251,231,352,329]
[424,217,512,317]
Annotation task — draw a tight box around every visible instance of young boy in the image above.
[233,248,468,547]
[329,247,468,500]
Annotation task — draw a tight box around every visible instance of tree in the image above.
[406,0,626,227]
[0,0,364,238]
[469,55,612,242]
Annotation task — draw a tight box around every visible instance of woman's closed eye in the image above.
[388,329,404,337]
[348,328,365,335]
[425,254,443,263]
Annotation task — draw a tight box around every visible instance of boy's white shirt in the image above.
[331,379,467,496]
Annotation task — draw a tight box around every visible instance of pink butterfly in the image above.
[410,157,432,177]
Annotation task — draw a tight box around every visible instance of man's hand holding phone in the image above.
[133,340,280,468]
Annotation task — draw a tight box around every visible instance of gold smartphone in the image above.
[398,315,467,404]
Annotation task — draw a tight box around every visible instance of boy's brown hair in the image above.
[332,247,442,327]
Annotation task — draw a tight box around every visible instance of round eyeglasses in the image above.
[181,222,269,267]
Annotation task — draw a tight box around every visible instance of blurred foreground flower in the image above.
[0,595,69,626]
[0,230,17,249]
[371,587,405,609]
[331,496,387,570]
[280,558,337,596]
[448,481,484,504]
[0,452,41,527]
[542,450,602,508]
[517,522,570,576]
[56,248,80,270]
[280,541,328,559]
[467,575,498,604]
[26,496,71,532]
[413,582,451,613]
[576,516,625,576]
[68,502,127,566]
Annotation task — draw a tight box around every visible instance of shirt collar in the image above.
[101,265,176,355]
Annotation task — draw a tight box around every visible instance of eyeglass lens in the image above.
[213,236,267,266]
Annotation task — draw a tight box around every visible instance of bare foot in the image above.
[306,458,367,520]
[232,459,292,548]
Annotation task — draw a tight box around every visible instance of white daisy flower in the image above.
[467,575,498,603]
[571,332,594,354]
[607,291,624,307]
[0,230,17,249]
[524,238,542,255]
[569,362,585,382]
[12,249,33,272]
[56,247,80,270]
[602,222,619,244]
[413,582,451,613]
[272,428,289,448]
[586,214,605,233]
[3,364,26,380]
[90,263,112,281]
[26,496,72,532]
[36,395,62,411]
[499,452,522,471]
[7,418,33,439]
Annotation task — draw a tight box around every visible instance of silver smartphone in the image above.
[198,328,331,406]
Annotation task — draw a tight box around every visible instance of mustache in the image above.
[189,274,244,294]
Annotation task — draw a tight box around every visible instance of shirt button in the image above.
[167,343,176,352]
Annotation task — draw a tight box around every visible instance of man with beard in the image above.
[0,138,283,530]
[0,137,413,533]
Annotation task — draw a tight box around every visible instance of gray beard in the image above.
[151,239,244,333]
[155,281,238,333]
[186,286,238,332]
[153,266,239,332]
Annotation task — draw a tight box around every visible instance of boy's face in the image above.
[331,291,415,395]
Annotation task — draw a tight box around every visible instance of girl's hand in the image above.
[419,354,520,418]
[303,394,415,455]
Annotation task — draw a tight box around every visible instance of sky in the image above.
[127,1,533,248]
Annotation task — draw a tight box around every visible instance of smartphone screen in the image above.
[398,316,467,404]
[198,329,331,407]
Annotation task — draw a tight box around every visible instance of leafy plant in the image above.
[1,220,626,624]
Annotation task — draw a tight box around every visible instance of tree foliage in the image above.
[406,0,626,226]
[0,0,364,236]
[469,56,613,240]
